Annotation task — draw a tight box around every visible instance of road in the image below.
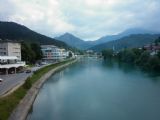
[0,66,45,96]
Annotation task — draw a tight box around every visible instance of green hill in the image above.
[90,34,160,51]
[0,21,69,48]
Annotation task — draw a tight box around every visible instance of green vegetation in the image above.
[91,34,159,51]
[21,42,42,64]
[0,21,69,48]
[0,21,82,55]
[102,49,113,60]
[0,59,74,120]
[102,38,160,72]
[68,51,73,58]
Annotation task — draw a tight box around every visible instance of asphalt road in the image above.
[0,66,44,96]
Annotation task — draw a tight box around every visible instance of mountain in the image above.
[90,34,160,51]
[55,33,93,49]
[55,33,84,46]
[0,21,69,48]
[55,28,159,50]
[94,28,159,45]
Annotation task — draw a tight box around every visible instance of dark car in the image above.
[18,70,24,73]
[26,69,32,73]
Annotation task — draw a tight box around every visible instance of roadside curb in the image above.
[0,81,25,98]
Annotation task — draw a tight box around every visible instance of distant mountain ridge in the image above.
[93,28,159,45]
[55,33,93,49]
[1,21,159,51]
[55,33,83,44]
[0,21,69,48]
[90,34,160,51]
[55,28,159,50]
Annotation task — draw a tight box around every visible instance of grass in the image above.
[0,59,74,120]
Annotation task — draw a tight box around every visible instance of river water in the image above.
[28,58,160,120]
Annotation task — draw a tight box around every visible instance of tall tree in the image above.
[30,43,43,61]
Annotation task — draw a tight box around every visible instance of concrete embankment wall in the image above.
[9,59,77,120]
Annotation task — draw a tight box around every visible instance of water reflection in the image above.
[103,59,160,80]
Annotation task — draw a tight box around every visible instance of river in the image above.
[27,58,160,120]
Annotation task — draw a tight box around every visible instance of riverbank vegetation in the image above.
[102,37,160,72]
[0,59,74,120]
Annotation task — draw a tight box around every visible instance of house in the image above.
[143,44,160,55]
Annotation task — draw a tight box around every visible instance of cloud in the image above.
[1,0,75,37]
[0,0,160,40]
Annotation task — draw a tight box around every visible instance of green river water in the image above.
[28,58,160,120]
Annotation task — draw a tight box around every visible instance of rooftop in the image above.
[0,39,21,43]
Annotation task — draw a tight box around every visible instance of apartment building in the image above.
[41,45,69,63]
[0,40,25,74]
[0,40,21,60]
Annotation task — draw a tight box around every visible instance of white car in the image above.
[0,78,3,83]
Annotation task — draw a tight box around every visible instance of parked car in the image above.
[35,63,41,67]
[18,70,24,73]
[0,78,3,83]
[41,62,47,65]
[26,69,32,73]
[37,65,41,67]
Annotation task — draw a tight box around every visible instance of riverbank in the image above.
[0,59,77,120]
[102,48,160,72]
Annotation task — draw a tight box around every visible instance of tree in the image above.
[21,42,35,63]
[30,43,43,61]
[157,51,160,59]
[117,49,136,63]
[68,51,73,58]
[21,42,42,64]
[135,51,150,66]
[155,37,160,46]
[132,48,143,58]
[102,49,113,60]
[145,56,160,72]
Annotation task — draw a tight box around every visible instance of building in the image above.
[41,45,69,63]
[0,56,25,74]
[143,44,160,55]
[61,48,69,59]
[0,40,21,60]
[0,40,25,74]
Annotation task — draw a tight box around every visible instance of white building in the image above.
[41,45,69,63]
[0,56,25,74]
[0,40,25,74]
[0,40,21,60]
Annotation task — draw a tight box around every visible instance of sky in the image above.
[0,0,160,40]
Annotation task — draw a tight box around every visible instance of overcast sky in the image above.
[0,0,160,40]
